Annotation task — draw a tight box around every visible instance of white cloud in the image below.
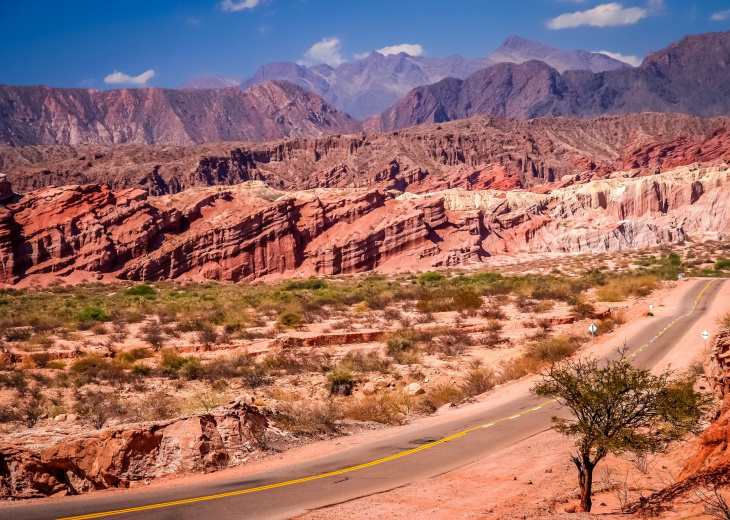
[711,9,730,21]
[375,43,424,57]
[597,50,642,66]
[104,70,156,86]
[219,0,260,12]
[354,43,424,60]
[547,3,648,29]
[298,37,345,67]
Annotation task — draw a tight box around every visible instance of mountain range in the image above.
[1,31,730,147]
[372,31,730,131]
[185,36,627,119]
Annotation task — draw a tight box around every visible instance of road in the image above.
[5,278,725,520]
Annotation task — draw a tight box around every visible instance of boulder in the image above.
[0,401,266,499]
[361,382,376,396]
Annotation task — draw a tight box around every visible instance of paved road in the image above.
[6,279,725,520]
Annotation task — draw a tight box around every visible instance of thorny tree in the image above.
[532,353,711,512]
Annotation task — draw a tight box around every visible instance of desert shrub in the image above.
[485,320,503,332]
[339,350,392,373]
[461,366,496,397]
[28,315,63,333]
[15,389,47,428]
[594,318,616,336]
[141,321,165,350]
[125,284,156,299]
[77,390,125,429]
[159,350,203,379]
[596,275,657,302]
[715,257,730,270]
[498,356,540,382]
[277,398,344,435]
[417,271,445,285]
[386,330,423,364]
[346,391,412,425]
[5,328,31,342]
[647,253,685,280]
[515,296,538,313]
[283,278,327,291]
[525,335,583,365]
[480,301,507,320]
[364,293,393,311]
[328,369,354,396]
[197,325,219,346]
[717,312,730,330]
[202,354,250,380]
[28,332,55,350]
[179,357,204,380]
[278,310,305,328]
[128,390,179,422]
[0,369,28,389]
[71,354,109,376]
[76,306,109,323]
[570,300,596,319]
[27,352,54,368]
[429,328,472,357]
[383,308,403,323]
[499,335,584,383]
[131,364,151,376]
[240,364,271,388]
[452,289,483,311]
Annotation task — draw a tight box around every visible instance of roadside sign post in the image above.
[702,330,710,350]
[589,323,597,343]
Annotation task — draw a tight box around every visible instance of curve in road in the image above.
[6,279,724,520]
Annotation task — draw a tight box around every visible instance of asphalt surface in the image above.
[5,278,725,520]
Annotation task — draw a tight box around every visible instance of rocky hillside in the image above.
[0,161,728,285]
[373,31,730,131]
[2,113,727,196]
[0,81,361,146]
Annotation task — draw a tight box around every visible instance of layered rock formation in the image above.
[1,161,728,285]
[2,113,727,196]
[0,400,267,498]
[0,81,360,146]
[373,31,730,131]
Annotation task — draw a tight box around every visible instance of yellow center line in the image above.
[56,280,715,520]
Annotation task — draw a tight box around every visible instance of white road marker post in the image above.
[702,330,710,351]
[589,323,597,343]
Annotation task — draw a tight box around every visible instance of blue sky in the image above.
[1,0,729,89]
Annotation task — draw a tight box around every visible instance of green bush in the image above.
[278,311,305,328]
[284,278,327,291]
[76,306,109,322]
[125,284,156,299]
[715,257,730,270]
[71,354,109,375]
[158,351,204,380]
[417,271,445,285]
